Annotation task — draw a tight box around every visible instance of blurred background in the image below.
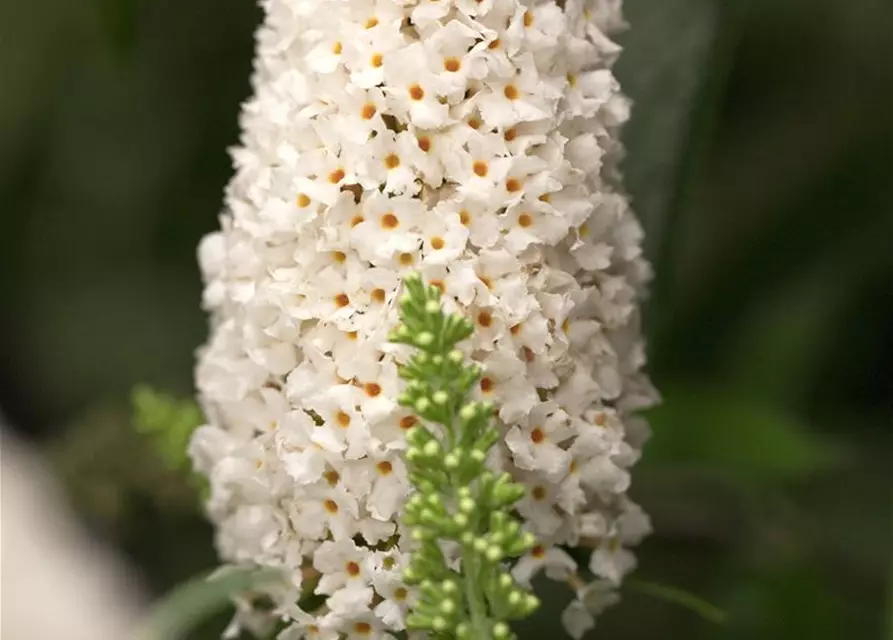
[1,0,891,638]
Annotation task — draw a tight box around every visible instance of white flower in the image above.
[505,401,573,480]
[511,543,577,588]
[313,539,376,595]
[560,600,595,640]
[193,0,656,635]
[589,539,637,585]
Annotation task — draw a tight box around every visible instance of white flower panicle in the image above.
[191,0,658,636]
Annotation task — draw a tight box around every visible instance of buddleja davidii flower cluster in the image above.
[191,0,657,636]
[392,274,538,639]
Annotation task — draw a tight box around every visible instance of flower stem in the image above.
[462,547,492,640]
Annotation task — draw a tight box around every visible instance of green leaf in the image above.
[643,385,835,484]
[627,579,727,625]
[132,386,203,473]
[139,568,280,640]
[616,0,725,247]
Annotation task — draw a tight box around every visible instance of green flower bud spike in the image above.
[390,273,539,640]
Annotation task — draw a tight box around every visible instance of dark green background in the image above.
[2,0,891,638]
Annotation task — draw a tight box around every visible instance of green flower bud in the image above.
[459,403,477,421]
[444,452,460,470]
[416,331,434,346]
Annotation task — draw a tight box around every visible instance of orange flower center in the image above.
[376,461,393,475]
[364,382,382,397]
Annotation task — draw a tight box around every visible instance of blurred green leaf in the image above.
[93,0,137,54]
[617,0,723,245]
[644,385,835,484]
[132,386,202,473]
[140,568,279,640]
[627,579,727,625]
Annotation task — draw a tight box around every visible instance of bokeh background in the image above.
[2,0,891,638]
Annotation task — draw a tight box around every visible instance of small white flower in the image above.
[476,53,561,128]
[313,539,375,595]
[505,401,573,481]
[511,543,577,588]
[560,600,595,640]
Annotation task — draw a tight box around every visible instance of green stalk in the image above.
[390,273,538,639]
